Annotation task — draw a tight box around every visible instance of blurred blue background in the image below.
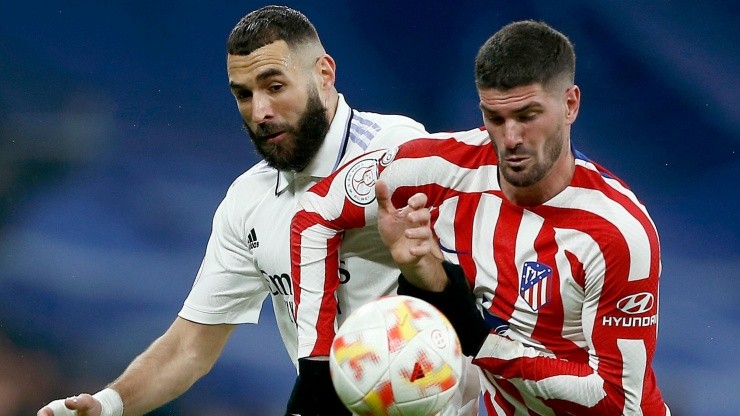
[1,1,737,415]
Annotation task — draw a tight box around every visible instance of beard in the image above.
[497,121,565,188]
[244,86,330,172]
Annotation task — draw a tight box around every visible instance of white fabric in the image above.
[93,388,124,416]
[43,388,122,416]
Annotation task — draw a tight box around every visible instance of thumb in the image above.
[375,180,394,213]
[66,394,100,414]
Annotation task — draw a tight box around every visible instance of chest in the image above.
[248,177,318,291]
[433,193,590,331]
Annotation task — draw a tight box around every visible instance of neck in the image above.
[324,89,340,124]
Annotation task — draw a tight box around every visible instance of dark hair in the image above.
[227,5,320,56]
[475,20,575,91]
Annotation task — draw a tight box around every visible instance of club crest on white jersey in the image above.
[344,159,378,206]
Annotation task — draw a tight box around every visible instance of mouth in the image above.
[504,155,529,168]
[263,131,286,144]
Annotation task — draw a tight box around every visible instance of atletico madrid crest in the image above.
[519,261,553,311]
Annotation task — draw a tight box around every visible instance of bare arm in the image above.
[38,317,235,416]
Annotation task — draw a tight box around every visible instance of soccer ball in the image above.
[329,295,464,416]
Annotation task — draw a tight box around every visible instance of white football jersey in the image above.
[178,94,428,367]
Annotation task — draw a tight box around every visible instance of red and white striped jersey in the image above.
[292,127,670,415]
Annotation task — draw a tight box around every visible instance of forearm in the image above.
[473,335,615,413]
[109,341,200,414]
[110,319,232,415]
[396,251,448,293]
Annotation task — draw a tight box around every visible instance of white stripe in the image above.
[382,156,499,195]
[545,184,652,281]
[521,372,606,408]
[553,227,604,368]
[512,209,545,339]
[618,338,647,415]
[472,194,501,299]
[435,196,461,265]
[551,230,589,349]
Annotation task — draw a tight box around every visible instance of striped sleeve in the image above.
[291,149,387,358]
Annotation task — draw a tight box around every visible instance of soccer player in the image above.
[37,6,480,416]
[292,20,671,414]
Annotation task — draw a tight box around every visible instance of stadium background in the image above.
[0,1,737,415]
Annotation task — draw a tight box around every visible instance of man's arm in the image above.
[38,317,234,416]
[291,149,389,359]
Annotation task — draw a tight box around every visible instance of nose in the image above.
[502,120,523,149]
[250,92,273,124]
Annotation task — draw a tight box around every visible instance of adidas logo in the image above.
[247,228,259,250]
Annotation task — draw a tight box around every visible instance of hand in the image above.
[376,180,446,291]
[38,394,102,416]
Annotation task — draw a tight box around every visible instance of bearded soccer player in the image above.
[292,20,670,414]
[37,6,480,416]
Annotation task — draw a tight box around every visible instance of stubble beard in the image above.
[498,122,565,188]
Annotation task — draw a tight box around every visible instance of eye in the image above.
[233,89,252,101]
[519,111,538,122]
[487,115,505,126]
[268,83,284,93]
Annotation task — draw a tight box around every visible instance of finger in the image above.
[409,243,432,257]
[66,393,96,410]
[41,399,76,416]
[407,192,428,210]
[375,180,394,213]
[406,208,431,226]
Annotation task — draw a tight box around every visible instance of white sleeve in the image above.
[365,122,428,152]
[179,186,268,324]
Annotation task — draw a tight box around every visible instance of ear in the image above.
[565,85,580,125]
[316,54,336,90]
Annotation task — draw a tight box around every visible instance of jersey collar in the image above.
[276,94,352,193]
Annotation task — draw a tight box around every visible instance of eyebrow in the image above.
[480,101,542,115]
[255,67,285,82]
[229,67,286,90]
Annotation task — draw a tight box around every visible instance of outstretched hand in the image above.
[376,180,447,291]
[38,394,102,416]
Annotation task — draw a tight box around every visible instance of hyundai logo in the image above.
[616,292,655,315]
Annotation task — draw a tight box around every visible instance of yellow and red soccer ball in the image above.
[329,295,464,416]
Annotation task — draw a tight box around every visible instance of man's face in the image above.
[479,83,575,189]
[227,40,330,171]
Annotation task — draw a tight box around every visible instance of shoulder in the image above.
[347,110,428,152]
[217,161,278,218]
[376,127,496,195]
[351,109,426,133]
[556,153,660,278]
[227,160,275,194]
[393,126,493,162]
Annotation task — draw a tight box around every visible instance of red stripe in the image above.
[453,193,481,283]
[392,133,497,171]
[491,203,523,321]
[530,220,589,362]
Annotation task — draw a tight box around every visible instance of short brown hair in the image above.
[475,20,575,91]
